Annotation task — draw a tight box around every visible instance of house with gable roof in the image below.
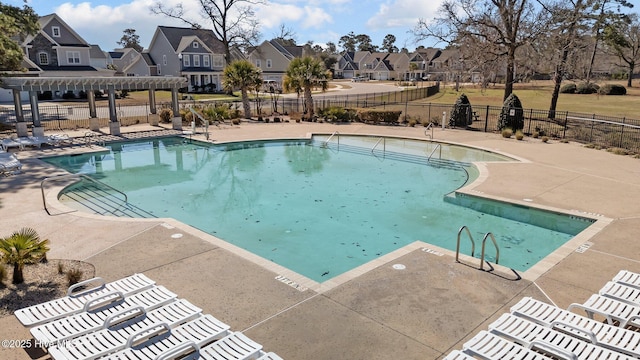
[247,40,309,85]
[147,26,233,92]
[21,13,115,78]
[109,48,157,77]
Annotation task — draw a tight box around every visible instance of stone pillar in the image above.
[13,89,28,137]
[107,84,121,135]
[148,89,159,126]
[171,87,182,130]
[29,91,44,137]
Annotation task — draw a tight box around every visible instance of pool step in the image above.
[59,182,156,218]
[317,141,470,170]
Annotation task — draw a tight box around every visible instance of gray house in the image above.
[147,26,230,92]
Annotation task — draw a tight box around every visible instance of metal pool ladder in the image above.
[456,225,500,270]
[322,131,340,148]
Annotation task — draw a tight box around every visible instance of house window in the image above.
[212,55,223,67]
[163,55,167,66]
[193,42,199,49]
[203,55,210,68]
[183,55,190,67]
[38,52,49,65]
[67,51,80,64]
[256,59,261,68]
[194,55,200,67]
[52,26,60,37]
[266,59,272,68]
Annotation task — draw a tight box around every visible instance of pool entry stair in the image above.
[42,174,155,218]
[456,225,500,271]
[319,134,468,171]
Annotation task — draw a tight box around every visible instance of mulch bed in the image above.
[0,259,95,318]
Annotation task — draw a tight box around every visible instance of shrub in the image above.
[498,93,524,131]
[449,94,473,127]
[318,106,356,122]
[515,130,524,140]
[358,110,403,125]
[62,91,76,100]
[159,108,173,123]
[541,136,549,143]
[598,84,627,95]
[203,105,231,123]
[0,264,6,285]
[407,119,417,127]
[57,261,65,274]
[66,268,83,286]
[575,82,599,94]
[560,83,576,94]
[502,128,513,138]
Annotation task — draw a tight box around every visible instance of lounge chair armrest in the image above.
[621,314,640,328]
[67,277,105,296]
[550,320,598,343]
[529,340,578,360]
[126,322,172,348]
[82,291,124,311]
[567,302,615,324]
[155,341,199,360]
[103,306,146,328]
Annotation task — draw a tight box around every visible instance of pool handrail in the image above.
[41,173,128,215]
[480,232,500,270]
[456,225,475,263]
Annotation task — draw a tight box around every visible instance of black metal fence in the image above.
[1,82,638,153]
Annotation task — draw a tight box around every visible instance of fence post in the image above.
[484,105,489,132]
[619,117,626,148]
[527,109,533,134]
[562,113,569,139]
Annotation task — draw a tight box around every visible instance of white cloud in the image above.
[255,4,306,29]
[53,0,203,50]
[366,0,442,29]
[300,6,333,29]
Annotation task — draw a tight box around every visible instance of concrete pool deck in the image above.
[1,121,639,359]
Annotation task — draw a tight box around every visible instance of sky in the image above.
[9,0,446,52]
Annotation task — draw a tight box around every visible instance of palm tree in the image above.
[283,57,331,119]
[0,228,50,284]
[223,60,262,119]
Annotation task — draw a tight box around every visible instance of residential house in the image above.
[109,48,155,77]
[336,51,411,81]
[147,26,230,92]
[247,40,307,84]
[89,44,109,70]
[410,47,442,80]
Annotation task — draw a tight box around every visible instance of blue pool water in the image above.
[44,136,594,282]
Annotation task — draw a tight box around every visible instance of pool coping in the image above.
[38,132,614,290]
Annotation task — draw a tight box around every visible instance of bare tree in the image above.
[151,0,263,62]
[604,14,640,87]
[412,0,547,100]
[273,24,297,46]
[584,0,633,84]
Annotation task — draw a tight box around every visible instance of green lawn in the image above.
[421,80,640,119]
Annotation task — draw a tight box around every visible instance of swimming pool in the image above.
[44,136,594,282]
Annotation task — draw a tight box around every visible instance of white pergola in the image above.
[0,76,187,136]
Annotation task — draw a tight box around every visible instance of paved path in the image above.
[1,121,639,359]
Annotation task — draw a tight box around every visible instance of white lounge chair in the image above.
[511,297,640,357]
[463,330,576,360]
[0,152,22,175]
[613,270,640,290]
[199,331,263,360]
[442,350,475,360]
[601,281,640,306]
[30,286,176,344]
[17,136,45,148]
[1,138,22,151]
[256,352,284,360]
[15,273,155,327]
[47,299,203,360]
[101,315,230,360]
[489,313,634,359]
[569,294,640,329]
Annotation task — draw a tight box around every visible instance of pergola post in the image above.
[13,89,28,137]
[29,90,44,137]
[148,87,159,126]
[88,89,100,131]
[107,84,121,135]
[171,87,182,130]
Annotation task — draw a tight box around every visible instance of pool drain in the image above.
[392,264,406,270]
[171,233,183,239]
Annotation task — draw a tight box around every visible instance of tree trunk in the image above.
[241,88,251,119]
[503,49,516,101]
[13,263,24,284]
[304,86,314,118]
[628,63,634,87]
